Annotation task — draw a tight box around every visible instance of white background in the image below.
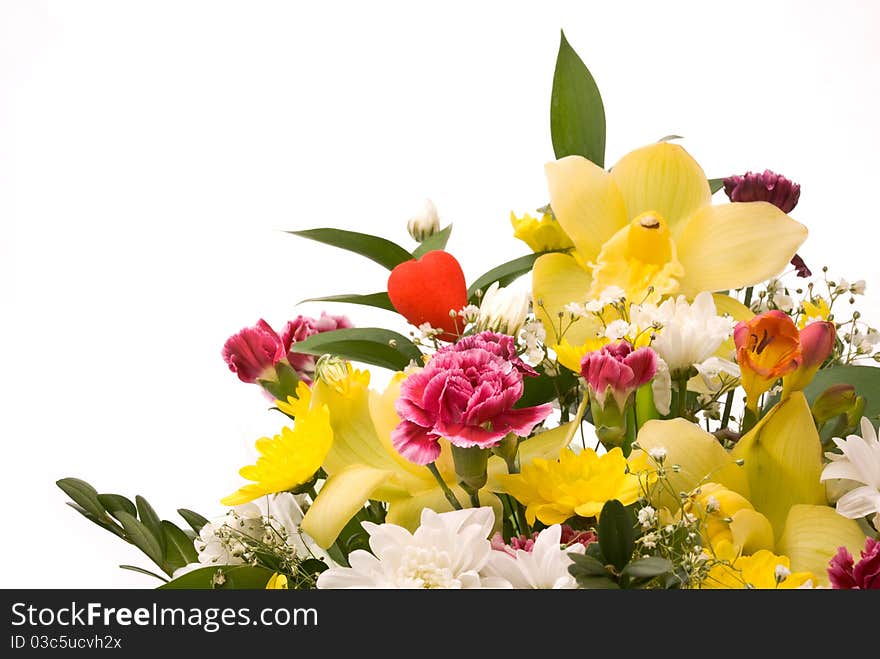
[2,1,879,588]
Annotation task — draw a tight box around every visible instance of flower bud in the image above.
[222,319,286,384]
[407,199,441,242]
[450,445,490,494]
[783,320,835,395]
[476,282,530,336]
[734,311,801,411]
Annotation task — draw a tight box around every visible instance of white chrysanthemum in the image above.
[647,292,735,375]
[483,525,585,589]
[478,282,530,336]
[317,508,503,589]
[820,417,880,519]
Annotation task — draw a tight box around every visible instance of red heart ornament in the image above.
[387,250,468,342]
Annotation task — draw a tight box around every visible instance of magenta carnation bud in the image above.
[579,341,657,409]
[281,312,353,383]
[828,538,880,589]
[392,343,552,465]
[221,319,286,384]
[722,169,800,213]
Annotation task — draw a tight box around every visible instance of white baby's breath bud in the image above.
[649,446,667,463]
[477,281,530,336]
[604,319,631,340]
[459,304,480,323]
[564,302,586,318]
[775,564,791,583]
[407,199,441,242]
[851,280,866,295]
[705,496,720,514]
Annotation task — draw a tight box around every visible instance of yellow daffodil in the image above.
[265,573,288,589]
[495,447,650,525]
[533,142,807,345]
[702,541,815,589]
[510,211,575,253]
[222,381,333,506]
[299,367,575,548]
[636,396,867,584]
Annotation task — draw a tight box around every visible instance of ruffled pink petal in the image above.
[221,319,285,383]
[391,420,442,465]
[493,404,553,437]
[828,546,857,589]
[394,396,436,428]
[624,346,658,388]
[441,422,508,449]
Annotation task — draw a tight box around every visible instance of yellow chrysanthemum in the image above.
[799,297,831,328]
[702,541,815,589]
[510,211,575,253]
[496,447,647,525]
[222,381,333,506]
[265,573,288,589]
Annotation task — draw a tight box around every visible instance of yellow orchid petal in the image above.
[510,211,575,253]
[675,202,808,296]
[301,464,393,549]
[386,487,504,533]
[609,142,711,234]
[729,508,775,555]
[636,418,749,510]
[712,293,754,361]
[731,393,826,539]
[532,252,598,346]
[544,155,628,264]
[777,504,867,586]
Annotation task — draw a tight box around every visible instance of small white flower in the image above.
[641,532,658,549]
[637,506,657,529]
[705,496,720,514]
[649,446,667,463]
[407,199,440,242]
[835,278,850,295]
[775,564,791,583]
[851,280,866,295]
[458,304,480,323]
[820,418,880,519]
[564,302,586,318]
[477,282,530,336]
[604,319,631,340]
[772,292,795,313]
[317,508,503,589]
[519,320,546,365]
[483,525,585,589]
[647,292,735,375]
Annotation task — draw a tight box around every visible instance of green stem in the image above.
[305,485,319,502]
[720,389,735,429]
[743,286,754,309]
[426,463,463,510]
[676,375,689,418]
[514,502,530,538]
[741,406,758,435]
[468,489,481,508]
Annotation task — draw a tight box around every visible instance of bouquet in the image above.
[59,32,880,590]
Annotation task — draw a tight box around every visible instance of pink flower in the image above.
[221,319,286,383]
[559,526,597,549]
[281,312,352,383]
[828,537,880,589]
[392,345,552,465]
[444,331,537,377]
[491,531,538,556]
[579,341,657,409]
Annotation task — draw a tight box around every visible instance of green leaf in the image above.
[709,178,726,194]
[467,252,548,303]
[57,478,105,519]
[177,508,210,534]
[802,365,880,428]
[621,556,673,579]
[516,369,577,409]
[65,502,126,539]
[574,575,621,589]
[119,564,169,583]
[300,292,396,313]
[161,521,198,572]
[550,30,606,166]
[158,565,274,590]
[412,224,452,259]
[114,511,166,574]
[287,228,413,271]
[567,552,609,577]
[135,496,165,554]
[289,327,423,371]
[597,499,635,572]
[97,493,137,520]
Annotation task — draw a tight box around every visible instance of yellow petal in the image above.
[532,252,598,346]
[609,142,711,234]
[712,293,754,361]
[731,393,826,539]
[487,420,579,491]
[675,202,808,296]
[544,155,628,264]
[301,464,392,549]
[777,504,867,586]
[386,487,503,533]
[265,573,288,589]
[729,509,775,554]
[636,418,749,510]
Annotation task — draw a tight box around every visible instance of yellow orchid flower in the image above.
[300,368,575,548]
[702,541,815,589]
[635,396,867,584]
[533,142,807,345]
[510,211,575,253]
[221,381,333,506]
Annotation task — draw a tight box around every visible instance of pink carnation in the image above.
[580,341,657,408]
[392,344,552,465]
[828,537,880,589]
[446,331,538,377]
[221,319,286,383]
[281,312,352,383]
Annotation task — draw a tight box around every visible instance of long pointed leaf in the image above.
[412,224,452,258]
[135,496,165,554]
[300,292,396,313]
[114,511,166,574]
[161,521,198,572]
[177,508,210,534]
[467,252,548,302]
[289,327,422,371]
[119,564,169,583]
[158,565,274,590]
[287,228,413,270]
